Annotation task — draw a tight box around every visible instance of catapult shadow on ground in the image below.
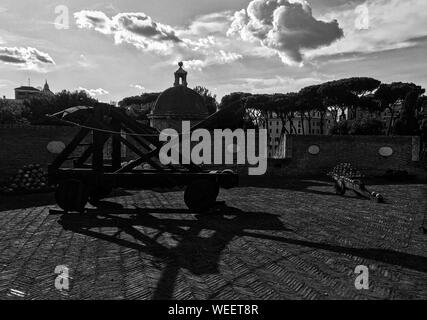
[1,178,426,300]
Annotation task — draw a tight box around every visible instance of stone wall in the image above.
[0,125,83,182]
[0,125,425,183]
[267,134,425,178]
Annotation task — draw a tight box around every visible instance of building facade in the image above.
[347,101,404,134]
[262,111,334,157]
[14,80,54,100]
[14,86,41,100]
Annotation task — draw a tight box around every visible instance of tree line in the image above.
[0,90,98,125]
[1,79,426,138]
[218,78,426,137]
[0,86,218,125]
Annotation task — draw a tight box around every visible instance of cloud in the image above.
[308,0,427,60]
[182,36,216,51]
[0,47,55,70]
[179,11,232,37]
[130,84,145,90]
[183,50,243,71]
[227,0,344,65]
[74,10,182,54]
[74,10,243,70]
[117,13,181,42]
[74,11,112,34]
[78,87,109,96]
[309,0,367,14]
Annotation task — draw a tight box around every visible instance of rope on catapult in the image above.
[48,114,180,138]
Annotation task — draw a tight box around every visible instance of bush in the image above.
[0,100,31,124]
[118,93,160,121]
[25,90,99,124]
[123,103,152,121]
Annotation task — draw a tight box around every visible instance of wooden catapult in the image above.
[48,103,242,213]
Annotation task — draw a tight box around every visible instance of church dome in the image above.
[151,85,208,119]
[149,62,209,131]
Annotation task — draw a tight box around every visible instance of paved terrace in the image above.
[0,178,426,300]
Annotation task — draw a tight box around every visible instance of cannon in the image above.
[327,163,384,203]
[48,103,242,213]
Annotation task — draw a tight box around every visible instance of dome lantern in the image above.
[174,62,188,87]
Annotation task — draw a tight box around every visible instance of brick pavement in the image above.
[0,179,426,300]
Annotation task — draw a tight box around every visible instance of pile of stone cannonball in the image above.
[0,164,51,194]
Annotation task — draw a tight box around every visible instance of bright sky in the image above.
[1,0,426,102]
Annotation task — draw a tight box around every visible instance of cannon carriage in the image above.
[328,163,384,202]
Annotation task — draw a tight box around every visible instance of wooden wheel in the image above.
[55,179,89,212]
[184,179,219,212]
[334,179,346,195]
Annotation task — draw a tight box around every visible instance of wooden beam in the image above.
[111,118,122,171]
[92,106,106,172]
[118,136,164,171]
[74,134,110,167]
[50,128,90,169]
[115,148,163,173]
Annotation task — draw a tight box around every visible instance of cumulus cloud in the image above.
[182,36,216,51]
[0,46,55,70]
[78,87,109,96]
[74,10,181,54]
[74,10,246,70]
[227,0,343,65]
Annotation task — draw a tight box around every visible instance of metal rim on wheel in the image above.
[334,180,346,195]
